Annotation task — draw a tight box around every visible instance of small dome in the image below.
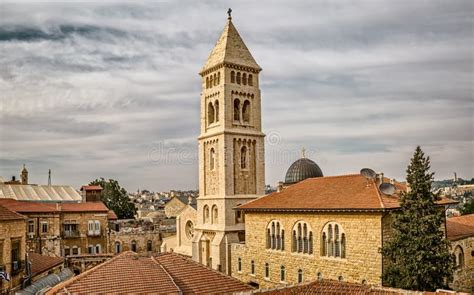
[284,157,323,184]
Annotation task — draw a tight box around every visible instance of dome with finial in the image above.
[284,148,323,184]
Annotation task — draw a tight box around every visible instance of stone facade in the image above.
[450,236,474,293]
[110,231,162,256]
[232,212,388,288]
[0,218,26,293]
[25,212,62,256]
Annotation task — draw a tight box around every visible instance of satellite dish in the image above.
[379,183,396,195]
[360,168,376,179]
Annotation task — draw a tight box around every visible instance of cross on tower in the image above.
[227,8,232,20]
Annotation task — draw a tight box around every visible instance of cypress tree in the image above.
[382,146,455,291]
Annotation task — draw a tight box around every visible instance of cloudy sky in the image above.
[0,1,472,192]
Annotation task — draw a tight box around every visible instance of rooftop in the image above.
[80,185,102,191]
[0,199,111,214]
[29,253,64,277]
[0,203,25,221]
[47,251,252,294]
[446,214,474,241]
[0,184,82,202]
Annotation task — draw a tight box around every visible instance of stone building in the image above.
[0,204,26,293]
[232,171,456,289]
[173,12,265,275]
[447,214,474,293]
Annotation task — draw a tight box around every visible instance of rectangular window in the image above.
[11,239,21,273]
[28,220,34,233]
[41,222,48,233]
[238,258,242,272]
[88,245,94,254]
[96,244,101,254]
[95,221,101,235]
[64,247,70,256]
[72,247,79,255]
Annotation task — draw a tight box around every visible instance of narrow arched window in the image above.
[217,72,221,85]
[303,224,308,253]
[212,205,218,224]
[242,100,250,123]
[242,73,247,85]
[238,257,242,271]
[251,260,255,274]
[292,230,297,252]
[209,148,215,171]
[213,73,217,86]
[309,232,313,254]
[297,223,303,253]
[206,77,209,89]
[298,269,303,283]
[341,233,346,258]
[248,74,253,86]
[236,72,241,84]
[96,244,101,254]
[335,224,340,257]
[455,246,464,268]
[209,75,213,88]
[208,102,215,125]
[240,146,247,169]
[214,100,219,122]
[265,263,269,278]
[231,71,235,83]
[266,228,271,249]
[131,240,137,252]
[233,99,240,121]
[322,232,327,256]
[280,266,285,282]
[322,222,345,258]
[271,221,275,249]
[276,222,281,250]
[203,205,210,223]
[147,240,152,252]
[328,224,333,256]
[115,242,121,254]
[281,230,285,251]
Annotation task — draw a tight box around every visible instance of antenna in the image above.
[379,182,396,195]
[48,169,51,186]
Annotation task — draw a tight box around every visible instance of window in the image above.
[96,244,101,254]
[185,220,194,240]
[212,205,218,224]
[72,246,79,255]
[251,260,255,274]
[248,74,253,86]
[208,102,215,125]
[214,100,219,122]
[210,75,213,88]
[231,71,235,83]
[88,245,94,254]
[233,99,240,121]
[213,73,217,86]
[266,220,284,251]
[41,222,48,233]
[203,205,210,223]
[217,72,220,85]
[235,204,244,223]
[11,239,20,273]
[236,72,241,84]
[242,73,247,85]
[240,146,247,169]
[238,257,242,272]
[209,148,216,171]
[115,242,121,254]
[88,220,94,235]
[28,220,34,233]
[280,266,285,282]
[455,246,464,268]
[131,240,137,252]
[298,269,303,283]
[322,222,345,258]
[64,247,70,256]
[206,77,209,89]
[292,221,313,254]
[265,263,269,278]
[95,221,101,235]
[242,100,250,123]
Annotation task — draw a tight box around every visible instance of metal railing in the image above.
[62,230,81,238]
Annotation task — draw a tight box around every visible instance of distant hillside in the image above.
[433,178,474,190]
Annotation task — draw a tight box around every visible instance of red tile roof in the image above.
[446,214,474,241]
[0,199,109,214]
[47,251,252,294]
[80,185,102,191]
[29,253,64,277]
[60,202,109,212]
[239,174,455,212]
[0,204,25,221]
[107,210,118,220]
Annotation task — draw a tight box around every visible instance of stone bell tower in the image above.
[192,10,265,274]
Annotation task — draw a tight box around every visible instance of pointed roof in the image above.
[201,18,261,74]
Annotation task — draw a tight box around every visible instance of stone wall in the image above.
[110,230,162,255]
[449,236,474,293]
[232,211,384,288]
[0,219,26,293]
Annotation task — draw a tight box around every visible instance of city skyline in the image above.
[1,1,473,192]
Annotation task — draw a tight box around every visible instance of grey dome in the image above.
[284,158,323,184]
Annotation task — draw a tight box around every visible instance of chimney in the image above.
[188,196,193,205]
[377,173,384,186]
[277,181,284,192]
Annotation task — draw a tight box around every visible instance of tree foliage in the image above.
[89,178,136,219]
[460,197,474,215]
[382,146,455,291]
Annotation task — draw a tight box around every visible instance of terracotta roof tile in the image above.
[60,202,109,212]
[29,253,64,277]
[80,185,102,191]
[239,174,455,212]
[447,214,474,241]
[0,199,109,214]
[107,210,118,220]
[0,203,25,221]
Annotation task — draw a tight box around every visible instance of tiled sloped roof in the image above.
[154,252,253,294]
[0,199,110,214]
[0,184,82,202]
[107,210,118,220]
[447,214,474,241]
[80,185,102,191]
[48,252,180,294]
[29,253,64,277]
[239,174,455,212]
[201,19,261,73]
[60,202,109,212]
[0,204,25,221]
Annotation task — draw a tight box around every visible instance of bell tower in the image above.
[192,10,265,274]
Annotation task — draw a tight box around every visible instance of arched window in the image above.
[242,73,247,85]
[208,102,215,125]
[209,148,215,171]
[292,221,313,254]
[251,260,255,274]
[280,266,285,282]
[209,75,213,88]
[203,205,210,223]
[231,71,235,83]
[265,263,269,278]
[242,100,250,123]
[212,205,218,224]
[322,222,345,258]
[213,73,217,86]
[131,240,137,252]
[147,240,152,252]
[298,269,303,283]
[238,257,242,272]
[248,74,253,86]
[206,77,209,89]
[267,220,284,251]
[96,244,101,254]
[240,146,247,169]
[214,100,219,122]
[233,99,240,121]
[115,241,121,254]
[217,72,221,85]
[455,246,464,268]
[88,245,94,254]
[236,72,241,84]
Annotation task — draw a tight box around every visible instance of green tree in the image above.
[89,178,136,219]
[382,146,455,291]
[460,197,474,215]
